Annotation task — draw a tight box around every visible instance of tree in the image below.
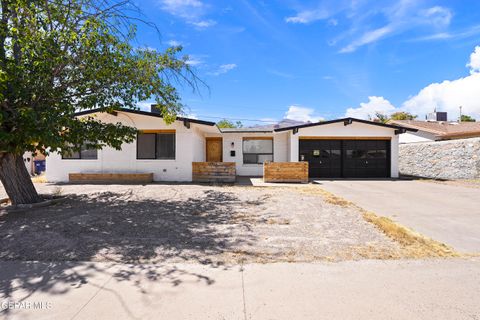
[460,115,476,122]
[0,0,199,204]
[373,112,389,124]
[390,112,417,120]
[216,119,243,128]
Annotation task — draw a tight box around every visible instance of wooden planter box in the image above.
[192,162,236,183]
[263,162,308,183]
[69,173,153,184]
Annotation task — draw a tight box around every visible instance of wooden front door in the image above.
[206,138,223,162]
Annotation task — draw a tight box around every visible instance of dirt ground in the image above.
[0,183,402,264]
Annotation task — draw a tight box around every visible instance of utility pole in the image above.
[459,106,462,123]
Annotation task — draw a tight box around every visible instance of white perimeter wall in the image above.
[46,112,209,182]
[288,121,400,178]
[398,131,436,144]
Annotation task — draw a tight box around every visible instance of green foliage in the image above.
[374,112,390,124]
[216,119,243,128]
[460,115,476,122]
[0,0,199,156]
[390,112,417,120]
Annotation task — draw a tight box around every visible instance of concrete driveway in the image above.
[316,180,480,253]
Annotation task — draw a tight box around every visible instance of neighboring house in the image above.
[389,115,480,144]
[388,112,480,179]
[46,107,416,182]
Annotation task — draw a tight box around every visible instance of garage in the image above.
[299,139,391,178]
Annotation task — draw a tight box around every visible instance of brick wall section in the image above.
[263,161,309,183]
[192,162,236,183]
[399,137,480,179]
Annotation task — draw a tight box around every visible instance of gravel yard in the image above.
[0,183,401,263]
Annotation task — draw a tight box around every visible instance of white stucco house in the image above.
[46,107,416,182]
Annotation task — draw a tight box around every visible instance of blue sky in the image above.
[134,0,480,125]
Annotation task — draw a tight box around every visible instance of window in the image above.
[243,138,273,164]
[62,143,98,159]
[137,132,175,160]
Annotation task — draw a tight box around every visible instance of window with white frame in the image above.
[243,138,273,164]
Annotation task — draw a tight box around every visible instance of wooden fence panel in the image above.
[69,173,153,183]
[263,162,308,183]
[192,162,236,183]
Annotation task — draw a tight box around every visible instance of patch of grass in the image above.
[362,211,458,258]
[296,186,352,207]
[295,185,460,259]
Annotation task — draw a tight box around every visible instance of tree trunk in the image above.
[0,152,42,205]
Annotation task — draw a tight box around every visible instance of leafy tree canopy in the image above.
[0,0,201,204]
[216,119,243,128]
[460,115,476,122]
[373,112,389,124]
[390,112,417,120]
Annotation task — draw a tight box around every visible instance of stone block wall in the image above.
[399,138,480,179]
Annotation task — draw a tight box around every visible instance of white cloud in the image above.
[167,40,181,46]
[185,54,207,66]
[402,73,480,120]
[344,46,480,120]
[190,19,217,28]
[340,26,393,53]
[158,0,216,28]
[345,96,396,119]
[467,46,480,74]
[337,2,454,53]
[421,6,452,28]
[284,105,323,122]
[159,0,204,18]
[208,63,237,76]
[285,8,330,24]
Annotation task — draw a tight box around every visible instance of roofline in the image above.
[387,120,446,135]
[74,108,216,126]
[274,117,418,132]
[219,129,274,133]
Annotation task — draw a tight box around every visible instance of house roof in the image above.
[274,117,418,132]
[388,120,480,139]
[219,119,307,133]
[219,127,274,133]
[74,108,216,126]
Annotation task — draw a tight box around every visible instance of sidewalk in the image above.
[1,258,479,319]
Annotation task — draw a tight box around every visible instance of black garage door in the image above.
[299,139,390,178]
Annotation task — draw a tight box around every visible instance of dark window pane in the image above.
[320,149,330,158]
[156,133,175,159]
[81,144,97,159]
[137,133,156,159]
[331,149,341,159]
[243,154,257,164]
